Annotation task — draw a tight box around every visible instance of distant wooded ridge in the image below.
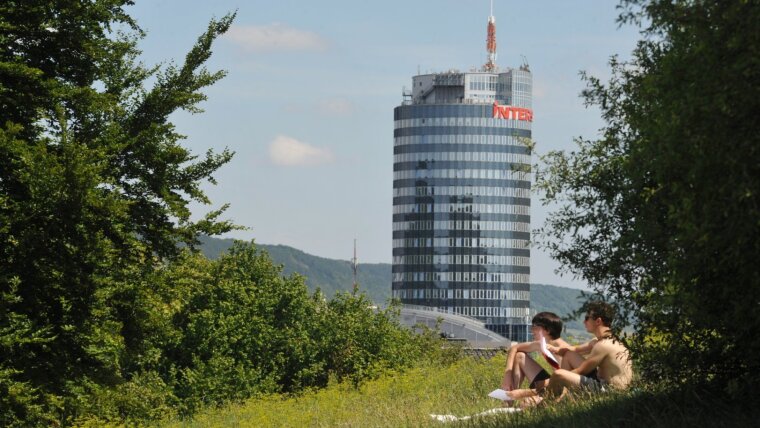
[198,236,587,334]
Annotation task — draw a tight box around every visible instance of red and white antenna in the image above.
[483,0,497,72]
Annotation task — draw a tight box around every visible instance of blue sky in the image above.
[127,1,641,289]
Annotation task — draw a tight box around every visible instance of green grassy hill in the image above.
[163,354,756,428]
[198,236,586,333]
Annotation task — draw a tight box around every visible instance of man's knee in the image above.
[561,351,584,370]
[551,369,573,384]
[513,351,527,369]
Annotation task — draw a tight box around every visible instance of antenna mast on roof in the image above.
[483,0,497,72]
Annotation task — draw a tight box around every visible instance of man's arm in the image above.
[571,340,608,375]
[548,338,598,356]
[573,339,598,355]
[505,341,540,371]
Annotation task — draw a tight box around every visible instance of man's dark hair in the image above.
[586,301,616,327]
[532,311,563,339]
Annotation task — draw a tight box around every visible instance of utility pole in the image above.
[351,239,358,293]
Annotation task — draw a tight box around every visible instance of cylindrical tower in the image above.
[392,68,533,341]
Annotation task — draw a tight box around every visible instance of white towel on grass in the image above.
[430,407,521,422]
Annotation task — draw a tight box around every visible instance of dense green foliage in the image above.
[1,1,236,425]
[134,243,442,420]
[536,0,760,389]
[3,235,443,426]
[0,3,443,426]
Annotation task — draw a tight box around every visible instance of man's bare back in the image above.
[590,337,633,389]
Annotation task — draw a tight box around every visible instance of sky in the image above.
[126,1,642,290]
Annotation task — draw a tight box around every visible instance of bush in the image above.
[67,372,176,426]
[313,291,444,386]
[0,366,59,428]
[154,241,445,417]
[155,243,315,414]
[3,238,446,425]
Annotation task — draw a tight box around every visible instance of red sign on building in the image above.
[492,101,533,122]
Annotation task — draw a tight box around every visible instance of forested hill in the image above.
[198,236,586,331]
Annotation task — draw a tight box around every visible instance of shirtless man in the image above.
[545,301,633,399]
[501,312,570,393]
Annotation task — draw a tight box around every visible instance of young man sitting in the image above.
[545,301,633,399]
[501,312,569,394]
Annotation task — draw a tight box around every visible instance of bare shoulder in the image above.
[581,338,599,350]
[595,337,628,355]
[588,338,613,353]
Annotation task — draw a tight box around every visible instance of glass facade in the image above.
[393,69,532,341]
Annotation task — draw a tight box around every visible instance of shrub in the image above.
[158,241,444,416]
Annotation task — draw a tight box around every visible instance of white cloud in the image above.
[269,135,334,166]
[317,98,355,116]
[224,23,328,52]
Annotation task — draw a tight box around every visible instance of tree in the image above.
[124,241,444,417]
[167,243,319,414]
[0,1,236,423]
[536,0,760,388]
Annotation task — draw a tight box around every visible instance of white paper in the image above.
[540,335,560,368]
[488,388,512,401]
